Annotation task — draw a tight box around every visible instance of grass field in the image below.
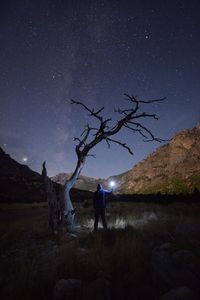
[0,200,200,300]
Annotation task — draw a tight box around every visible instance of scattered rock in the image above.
[69,233,77,239]
[172,250,195,265]
[160,286,199,300]
[86,277,111,300]
[47,240,56,246]
[159,243,174,253]
[190,239,200,255]
[0,233,8,241]
[152,246,200,294]
[76,247,89,258]
[175,223,200,239]
[53,278,81,300]
[59,233,78,245]
[148,212,158,221]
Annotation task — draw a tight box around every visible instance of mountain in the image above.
[0,148,93,203]
[111,124,200,194]
[52,124,200,194]
[0,148,42,180]
[51,173,102,191]
[0,147,45,202]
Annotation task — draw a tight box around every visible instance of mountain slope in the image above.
[112,124,200,194]
[0,147,45,202]
[0,148,93,202]
[0,148,41,179]
[51,173,101,191]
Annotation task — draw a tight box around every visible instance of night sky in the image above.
[0,0,200,178]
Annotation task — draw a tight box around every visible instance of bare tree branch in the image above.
[132,113,159,120]
[105,138,111,149]
[128,121,168,142]
[73,137,82,142]
[69,94,167,175]
[86,153,96,158]
[71,99,104,122]
[124,93,166,104]
[61,94,169,230]
[123,124,149,139]
[106,137,134,155]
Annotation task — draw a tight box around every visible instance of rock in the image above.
[0,233,8,241]
[160,286,199,300]
[59,233,78,245]
[172,250,195,265]
[148,212,158,221]
[190,239,200,255]
[47,240,56,246]
[68,233,78,239]
[159,243,174,253]
[76,247,89,258]
[53,278,81,300]
[86,277,111,300]
[175,223,200,239]
[152,246,200,294]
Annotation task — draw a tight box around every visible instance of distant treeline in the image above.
[110,189,200,204]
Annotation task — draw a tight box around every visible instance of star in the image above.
[22,157,28,163]
[0,0,199,179]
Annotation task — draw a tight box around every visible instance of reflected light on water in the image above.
[83,212,158,230]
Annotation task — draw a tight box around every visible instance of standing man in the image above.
[93,183,112,230]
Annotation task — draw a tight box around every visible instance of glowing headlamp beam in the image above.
[109,181,116,188]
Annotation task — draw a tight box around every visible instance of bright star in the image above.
[22,157,28,163]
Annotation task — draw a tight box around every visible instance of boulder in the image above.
[152,246,200,294]
[53,278,81,300]
[160,286,199,300]
[76,247,89,258]
[148,212,158,221]
[172,250,195,265]
[86,277,111,300]
[159,243,174,253]
[175,223,200,239]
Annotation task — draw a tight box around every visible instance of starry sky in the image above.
[0,0,200,178]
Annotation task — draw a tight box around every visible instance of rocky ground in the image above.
[0,201,200,300]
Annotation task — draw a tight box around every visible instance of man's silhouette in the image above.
[93,183,112,230]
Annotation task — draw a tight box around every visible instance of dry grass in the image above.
[0,201,200,300]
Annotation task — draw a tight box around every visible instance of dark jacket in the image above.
[93,184,112,209]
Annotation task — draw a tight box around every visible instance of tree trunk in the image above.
[42,162,64,234]
[63,161,84,231]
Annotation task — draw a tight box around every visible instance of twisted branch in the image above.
[69,94,167,163]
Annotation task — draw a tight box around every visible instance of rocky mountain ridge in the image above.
[52,124,200,194]
[112,123,200,194]
[1,124,199,200]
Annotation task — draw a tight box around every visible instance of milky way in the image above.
[0,1,200,178]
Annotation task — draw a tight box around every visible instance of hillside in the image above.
[0,147,45,202]
[0,148,93,202]
[4,123,198,199]
[52,125,200,194]
[112,124,200,194]
[51,173,101,191]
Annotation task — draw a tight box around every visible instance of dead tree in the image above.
[42,161,64,234]
[63,94,167,230]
